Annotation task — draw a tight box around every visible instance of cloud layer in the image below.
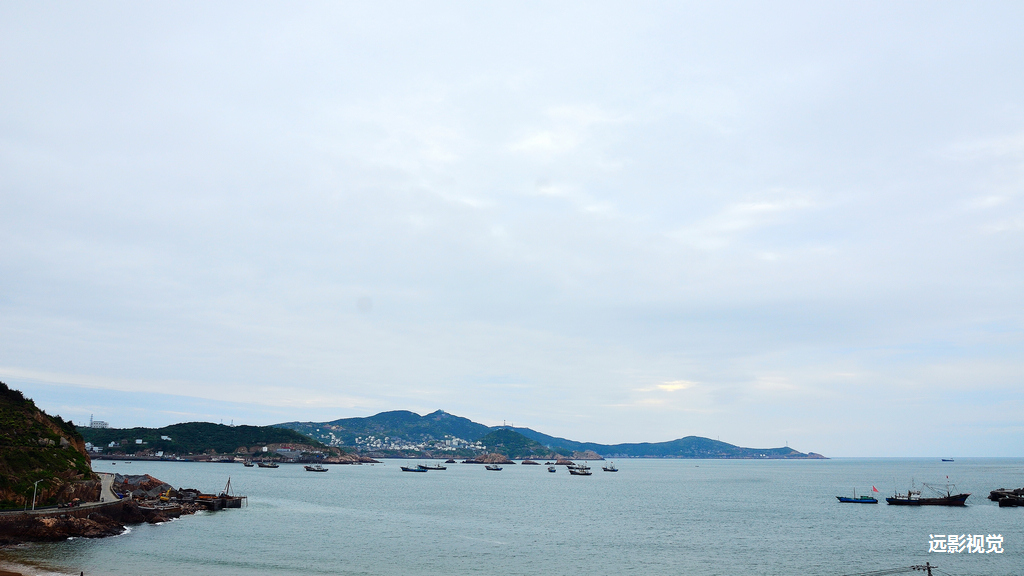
[2,2,1022,456]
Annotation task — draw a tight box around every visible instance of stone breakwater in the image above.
[0,499,199,545]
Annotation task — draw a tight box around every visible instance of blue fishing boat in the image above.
[837,488,878,503]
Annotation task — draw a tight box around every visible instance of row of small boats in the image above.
[242,460,279,468]
[248,460,623,474]
[398,461,620,474]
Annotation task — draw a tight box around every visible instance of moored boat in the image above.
[837,487,879,503]
[602,462,618,472]
[417,463,447,470]
[838,495,878,503]
[485,464,503,471]
[887,482,969,506]
[400,466,428,472]
[548,466,557,473]
[257,461,279,468]
[304,464,328,472]
[568,463,592,476]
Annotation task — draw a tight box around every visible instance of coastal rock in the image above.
[462,453,515,464]
[0,509,125,544]
[570,450,604,461]
[521,460,540,465]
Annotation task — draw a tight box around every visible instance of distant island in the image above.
[276,410,826,460]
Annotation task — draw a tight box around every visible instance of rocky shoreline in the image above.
[0,474,209,546]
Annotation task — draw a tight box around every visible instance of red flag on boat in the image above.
[872,486,879,492]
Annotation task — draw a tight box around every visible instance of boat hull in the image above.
[837,496,878,503]
[886,493,970,506]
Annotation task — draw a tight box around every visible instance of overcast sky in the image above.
[2,2,1022,457]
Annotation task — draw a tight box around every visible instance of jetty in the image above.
[178,477,246,511]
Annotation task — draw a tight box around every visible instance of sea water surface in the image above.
[3,458,1023,576]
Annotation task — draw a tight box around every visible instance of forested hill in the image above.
[78,422,328,455]
[278,409,492,447]
[0,382,95,509]
[275,410,825,459]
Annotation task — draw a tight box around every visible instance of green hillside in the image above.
[278,409,492,448]
[79,422,330,455]
[0,382,95,509]
[476,428,569,459]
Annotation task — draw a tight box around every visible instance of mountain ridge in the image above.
[275,410,825,459]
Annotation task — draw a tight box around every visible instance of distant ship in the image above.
[485,464,503,471]
[257,461,279,468]
[400,466,427,472]
[304,464,328,472]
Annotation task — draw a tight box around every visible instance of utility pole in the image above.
[31,479,44,511]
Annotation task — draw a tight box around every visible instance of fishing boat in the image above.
[304,464,328,472]
[485,464,503,471]
[602,462,618,472]
[568,463,592,476]
[886,481,969,506]
[243,460,254,467]
[836,488,878,503]
[400,466,428,472]
[257,461,279,468]
[417,463,447,470]
[548,466,557,473]
[941,458,954,462]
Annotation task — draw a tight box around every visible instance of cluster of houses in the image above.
[353,434,485,452]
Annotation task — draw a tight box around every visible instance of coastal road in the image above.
[97,472,118,503]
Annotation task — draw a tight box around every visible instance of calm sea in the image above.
[2,458,1023,576]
